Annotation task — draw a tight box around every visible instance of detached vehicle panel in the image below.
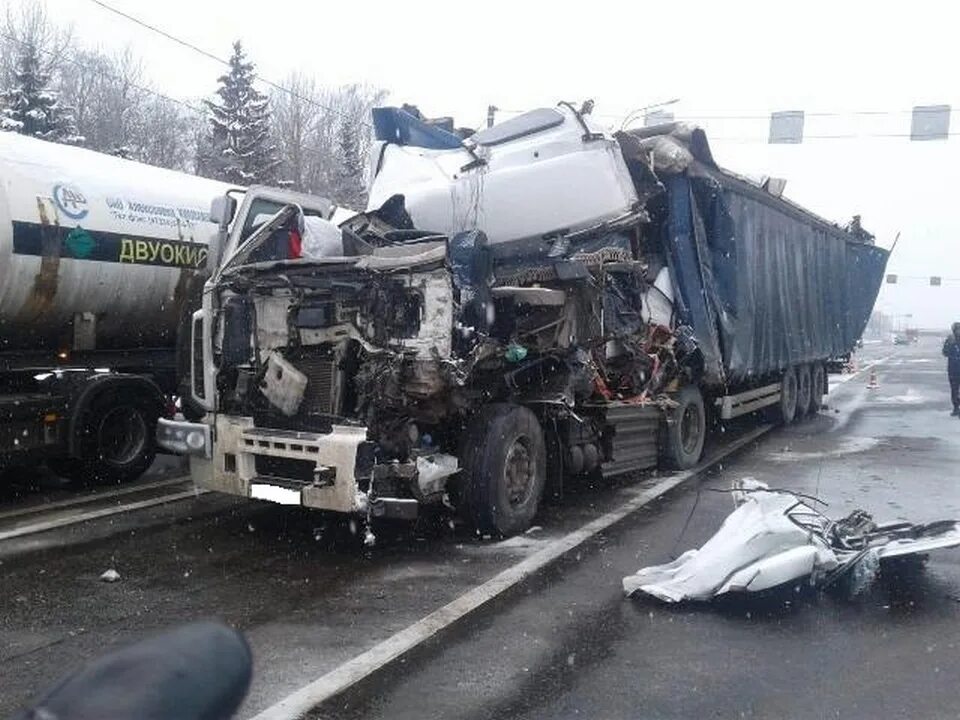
[161,104,888,535]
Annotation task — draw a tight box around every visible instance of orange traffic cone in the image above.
[866,368,879,390]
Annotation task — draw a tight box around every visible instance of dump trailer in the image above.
[0,132,232,481]
[160,104,888,536]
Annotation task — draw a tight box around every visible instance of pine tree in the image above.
[336,117,367,208]
[1,39,81,143]
[203,41,279,185]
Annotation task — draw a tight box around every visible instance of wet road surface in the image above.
[311,338,960,720]
[0,453,188,515]
[0,409,763,717]
[3,339,951,719]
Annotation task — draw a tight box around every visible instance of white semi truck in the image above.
[0,132,233,481]
[159,105,887,536]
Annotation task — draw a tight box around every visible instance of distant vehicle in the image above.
[905,328,919,343]
[894,335,909,345]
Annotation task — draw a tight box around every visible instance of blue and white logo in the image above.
[53,183,89,220]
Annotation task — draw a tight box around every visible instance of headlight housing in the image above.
[157,418,211,458]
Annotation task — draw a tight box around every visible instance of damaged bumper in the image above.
[180,416,457,518]
[198,416,370,514]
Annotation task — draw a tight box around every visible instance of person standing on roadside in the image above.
[942,322,960,415]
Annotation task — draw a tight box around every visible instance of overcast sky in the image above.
[43,0,960,329]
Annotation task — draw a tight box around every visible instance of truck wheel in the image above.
[79,392,158,484]
[661,385,706,470]
[774,367,799,424]
[796,365,812,418]
[810,363,826,414]
[461,404,546,537]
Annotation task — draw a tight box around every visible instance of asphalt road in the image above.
[311,337,960,720]
[0,451,187,507]
[0,393,763,717]
[3,338,955,720]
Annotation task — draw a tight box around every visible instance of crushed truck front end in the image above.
[161,106,733,535]
[160,232,461,519]
[158,187,695,533]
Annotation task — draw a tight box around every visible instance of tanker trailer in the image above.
[0,131,234,482]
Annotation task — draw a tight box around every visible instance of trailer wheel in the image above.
[796,365,812,418]
[78,391,159,484]
[661,385,706,470]
[810,363,826,414]
[774,367,799,424]
[460,404,546,537]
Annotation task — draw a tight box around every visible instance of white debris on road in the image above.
[624,478,960,603]
[99,569,121,583]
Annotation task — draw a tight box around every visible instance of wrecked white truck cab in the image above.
[367,103,639,245]
[158,107,688,536]
[158,186,666,533]
[159,102,887,537]
[160,186,464,520]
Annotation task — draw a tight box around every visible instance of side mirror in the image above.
[209,195,236,228]
[206,231,223,273]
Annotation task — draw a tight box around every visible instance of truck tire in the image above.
[809,363,826,414]
[661,385,706,470]
[774,367,799,424]
[796,365,812,418]
[460,403,546,537]
[77,391,159,484]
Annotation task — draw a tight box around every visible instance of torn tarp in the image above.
[618,126,889,386]
[623,479,960,602]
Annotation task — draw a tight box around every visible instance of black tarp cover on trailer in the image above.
[621,128,889,387]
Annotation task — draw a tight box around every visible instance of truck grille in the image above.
[254,455,317,484]
[294,352,338,415]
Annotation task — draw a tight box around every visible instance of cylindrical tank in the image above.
[0,132,235,355]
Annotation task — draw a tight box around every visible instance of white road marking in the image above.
[0,475,190,522]
[0,488,206,542]
[250,424,773,720]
